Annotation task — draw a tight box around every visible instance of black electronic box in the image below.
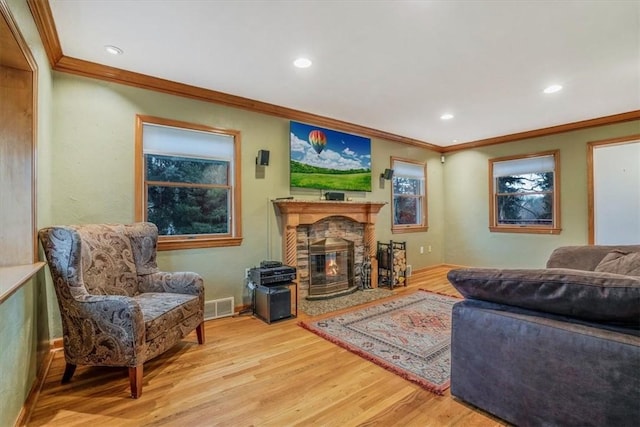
[249,263,296,286]
[254,285,291,323]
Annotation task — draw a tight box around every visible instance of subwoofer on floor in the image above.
[254,285,291,323]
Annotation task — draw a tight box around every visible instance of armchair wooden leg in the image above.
[61,363,76,383]
[128,365,143,399]
[196,322,205,345]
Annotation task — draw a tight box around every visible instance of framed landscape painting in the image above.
[289,121,372,192]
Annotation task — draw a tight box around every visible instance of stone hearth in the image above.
[273,200,386,299]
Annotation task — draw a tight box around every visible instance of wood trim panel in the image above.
[1,1,40,268]
[26,0,62,66]
[0,1,30,70]
[586,134,640,244]
[158,236,243,251]
[442,111,640,153]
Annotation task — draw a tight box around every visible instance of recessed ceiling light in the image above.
[104,45,123,55]
[543,84,563,94]
[293,57,312,68]
[440,113,454,120]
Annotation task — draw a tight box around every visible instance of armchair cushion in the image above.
[595,250,640,276]
[134,293,201,341]
[79,224,139,296]
[447,268,640,326]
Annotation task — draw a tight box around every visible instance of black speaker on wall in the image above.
[257,149,270,166]
[381,168,394,180]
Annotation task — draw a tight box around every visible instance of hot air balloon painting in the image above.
[289,121,372,192]
[309,129,327,155]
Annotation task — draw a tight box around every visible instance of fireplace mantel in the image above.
[273,200,387,290]
[272,200,386,227]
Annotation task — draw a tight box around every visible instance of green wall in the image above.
[444,120,640,268]
[49,72,443,317]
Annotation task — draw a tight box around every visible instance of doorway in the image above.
[588,135,640,244]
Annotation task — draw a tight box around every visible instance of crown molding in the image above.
[442,111,640,153]
[27,0,639,154]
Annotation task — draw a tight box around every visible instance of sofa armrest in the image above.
[138,271,204,298]
[447,267,640,326]
[546,245,640,270]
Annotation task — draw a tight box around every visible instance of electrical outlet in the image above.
[420,246,424,254]
[244,267,250,279]
[428,245,432,253]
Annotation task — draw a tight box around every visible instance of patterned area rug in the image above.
[299,288,394,316]
[299,290,459,395]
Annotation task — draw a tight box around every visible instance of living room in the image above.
[1,1,639,426]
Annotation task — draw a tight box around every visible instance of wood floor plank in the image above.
[25,266,507,426]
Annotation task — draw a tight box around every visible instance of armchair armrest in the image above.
[138,271,204,298]
[67,295,145,365]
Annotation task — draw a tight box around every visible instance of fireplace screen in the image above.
[309,238,354,296]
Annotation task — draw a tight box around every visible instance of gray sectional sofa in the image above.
[447,245,640,427]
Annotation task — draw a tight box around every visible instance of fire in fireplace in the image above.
[308,237,354,297]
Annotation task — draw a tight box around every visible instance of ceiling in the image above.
[48,0,639,147]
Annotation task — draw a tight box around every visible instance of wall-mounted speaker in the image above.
[257,150,270,166]
[381,168,394,180]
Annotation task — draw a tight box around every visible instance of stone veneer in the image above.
[272,200,387,299]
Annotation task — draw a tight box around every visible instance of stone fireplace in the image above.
[272,200,386,300]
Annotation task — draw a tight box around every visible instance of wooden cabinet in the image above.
[0,4,44,303]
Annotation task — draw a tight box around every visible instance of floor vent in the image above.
[204,297,235,320]
[406,265,412,277]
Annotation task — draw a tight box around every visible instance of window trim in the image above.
[391,156,428,234]
[135,115,243,250]
[488,149,561,234]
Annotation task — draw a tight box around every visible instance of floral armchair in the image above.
[39,222,205,398]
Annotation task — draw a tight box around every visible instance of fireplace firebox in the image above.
[308,238,354,297]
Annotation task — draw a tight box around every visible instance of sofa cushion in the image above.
[447,268,640,326]
[594,250,640,276]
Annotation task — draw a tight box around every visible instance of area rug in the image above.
[299,290,459,395]
[299,288,394,316]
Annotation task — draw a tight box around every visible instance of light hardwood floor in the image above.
[25,266,507,426]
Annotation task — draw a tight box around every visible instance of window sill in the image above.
[489,226,562,235]
[392,225,429,234]
[158,236,243,251]
[0,262,46,304]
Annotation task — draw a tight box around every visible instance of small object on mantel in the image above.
[275,196,294,200]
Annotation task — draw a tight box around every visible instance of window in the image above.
[489,150,561,234]
[391,157,428,233]
[135,115,242,250]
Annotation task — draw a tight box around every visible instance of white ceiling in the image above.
[49,0,639,147]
